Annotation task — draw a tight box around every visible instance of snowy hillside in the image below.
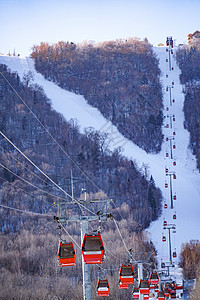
[0,46,200,266]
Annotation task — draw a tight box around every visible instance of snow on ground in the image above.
[1,47,200,273]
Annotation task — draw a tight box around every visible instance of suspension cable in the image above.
[0,145,57,190]
[0,130,73,198]
[0,174,58,204]
[0,71,101,192]
[0,163,66,200]
[0,130,96,216]
[0,203,52,217]
[59,223,81,249]
[113,218,130,255]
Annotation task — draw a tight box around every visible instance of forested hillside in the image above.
[31,38,163,153]
[0,64,160,299]
[176,42,200,169]
[0,64,162,233]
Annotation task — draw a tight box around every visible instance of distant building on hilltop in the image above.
[187,30,200,45]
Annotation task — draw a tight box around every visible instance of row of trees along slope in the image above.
[0,64,162,234]
[176,41,200,170]
[31,38,163,153]
[0,65,159,299]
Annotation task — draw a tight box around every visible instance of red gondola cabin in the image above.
[97,279,109,297]
[119,264,134,285]
[58,241,76,266]
[161,262,165,269]
[139,279,150,294]
[163,220,167,227]
[150,272,159,285]
[164,288,169,297]
[154,284,159,292]
[174,282,183,290]
[132,287,140,299]
[157,291,165,300]
[82,233,104,264]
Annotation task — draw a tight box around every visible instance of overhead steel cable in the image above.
[0,163,65,200]
[0,130,96,216]
[59,223,81,250]
[0,203,52,217]
[0,174,58,203]
[0,145,58,192]
[113,218,130,255]
[0,71,101,193]
[0,130,74,198]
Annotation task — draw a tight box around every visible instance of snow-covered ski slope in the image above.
[0,47,200,263]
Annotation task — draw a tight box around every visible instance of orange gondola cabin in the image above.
[150,272,159,285]
[164,288,169,297]
[97,279,109,297]
[132,287,140,299]
[119,264,134,285]
[82,233,104,264]
[139,279,150,295]
[157,291,165,300]
[58,241,76,266]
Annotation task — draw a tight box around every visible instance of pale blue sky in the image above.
[0,0,200,56]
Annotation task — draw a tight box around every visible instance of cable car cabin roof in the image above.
[139,280,149,288]
[58,242,75,266]
[82,233,103,252]
[120,264,134,277]
[150,272,159,280]
[58,243,75,258]
[97,279,109,289]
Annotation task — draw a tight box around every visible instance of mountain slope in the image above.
[1,47,200,264]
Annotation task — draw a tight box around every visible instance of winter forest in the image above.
[0,37,200,299]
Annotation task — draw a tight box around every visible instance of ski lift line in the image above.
[0,145,59,193]
[0,130,73,197]
[110,200,124,221]
[59,223,81,250]
[0,162,95,218]
[0,174,59,204]
[113,218,135,260]
[0,71,101,193]
[0,163,68,201]
[0,130,96,216]
[0,134,95,215]
[0,203,53,217]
